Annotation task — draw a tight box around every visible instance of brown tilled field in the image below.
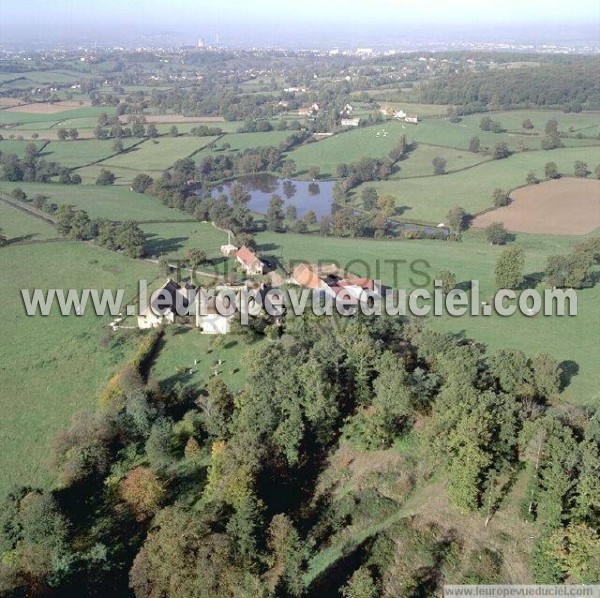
[0,97,26,107]
[5,100,90,114]
[118,114,225,124]
[473,177,600,235]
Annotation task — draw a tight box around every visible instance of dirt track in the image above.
[473,177,600,235]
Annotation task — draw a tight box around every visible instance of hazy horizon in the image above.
[1,0,599,48]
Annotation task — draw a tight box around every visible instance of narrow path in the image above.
[303,481,430,587]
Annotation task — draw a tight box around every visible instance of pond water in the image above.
[210,174,336,218]
[207,173,449,239]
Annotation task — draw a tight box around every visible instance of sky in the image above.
[1,0,599,45]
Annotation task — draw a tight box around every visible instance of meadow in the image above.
[141,221,228,262]
[0,139,49,158]
[359,145,600,223]
[0,240,158,494]
[403,110,600,152]
[287,122,409,177]
[97,135,219,171]
[0,105,115,126]
[0,181,190,222]
[150,328,257,394]
[41,138,141,168]
[0,200,58,241]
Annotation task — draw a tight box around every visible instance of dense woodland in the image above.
[419,61,600,112]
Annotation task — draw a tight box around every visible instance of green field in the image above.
[392,111,600,153]
[218,130,295,151]
[0,139,49,157]
[150,328,256,394]
[0,200,57,241]
[359,145,600,222]
[392,144,489,178]
[287,123,409,177]
[74,164,165,185]
[254,229,600,404]
[141,221,228,261]
[0,182,190,222]
[40,138,141,168]
[0,241,158,494]
[0,106,116,126]
[98,136,219,171]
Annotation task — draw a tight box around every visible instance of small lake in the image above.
[209,174,336,218]
[207,173,449,239]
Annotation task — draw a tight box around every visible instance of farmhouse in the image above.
[405,115,418,124]
[292,263,329,291]
[236,245,265,275]
[220,242,238,257]
[394,109,407,120]
[137,279,191,329]
[341,117,361,127]
[339,103,355,116]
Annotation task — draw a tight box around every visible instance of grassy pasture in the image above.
[287,122,409,177]
[0,241,158,494]
[40,138,141,168]
[352,111,600,155]
[213,130,291,152]
[100,136,219,171]
[156,120,242,134]
[141,221,228,262]
[150,329,256,394]
[73,165,164,186]
[393,144,489,178]
[0,139,48,158]
[0,182,190,222]
[358,145,600,222]
[254,229,600,405]
[0,106,116,126]
[0,200,57,241]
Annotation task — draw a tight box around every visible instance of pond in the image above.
[206,173,449,239]
[209,173,336,218]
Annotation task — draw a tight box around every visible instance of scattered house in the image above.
[221,242,238,257]
[196,296,232,334]
[284,86,307,93]
[220,231,238,257]
[292,264,383,305]
[394,109,407,120]
[341,117,360,127]
[195,282,247,334]
[380,106,395,118]
[277,100,289,108]
[292,263,329,291]
[196,282,269,334]
[337,277,383,301]
[236,245,265,275]
[311,102,320,113]
[298,105,312,116]
[339,103,355,116]
[405,115,418,124]
[137,279,190,329]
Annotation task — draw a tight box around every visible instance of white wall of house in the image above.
[197,314,231,334]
